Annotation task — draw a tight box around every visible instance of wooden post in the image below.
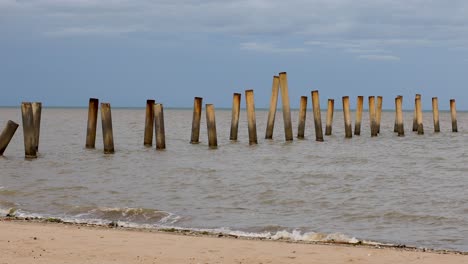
[376,96,383,134]
[0,120,19,155]
[32,102,42,152]
[154,103,166,150]
[265,76,279,139]
[396,96,404,137]
[342,96,352,138]
[144,99,155,146]
[190,97,203,144]
[394,95,401,133]
[21,102,37,158]
[354,96,364,136]
[297,96,307,139]
[101,103,115,154]
[86,98,99,149]
[450,99,458,132]
[325,99,334,136]
[368,96,377,137]
[245,89,258,145]
[311,90,323,141]
[205,104,217,149]
[432,97,440,133]
[416,96,424,135]
[230,93,241,141]
[278,72,293,141]
[413,94,421,131]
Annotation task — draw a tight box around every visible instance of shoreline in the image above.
[1,217,467,264]
[2,216,467,255]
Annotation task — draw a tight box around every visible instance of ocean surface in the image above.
[1,107,467,251]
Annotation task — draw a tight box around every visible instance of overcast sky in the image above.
[1,0,468,109]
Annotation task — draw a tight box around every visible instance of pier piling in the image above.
[369,96,377,137]
[396,96,404,137]
[416,96,424,135]
[21,102,37,158]
[206,104,217,149]
[245,90,258,145]
[154,103,166,150]
[278,72,293,141]
[342,96,352,138]
[32,102,42,151]
[144,99,155,146]
[413,94,421,132]
[354,96,363,136]
[450,99,458,132]
[376,96,383,134]
[297,96,307,139]
[311,90,323,141]
[265,76,279,139]
[0,120,19,155]
[101,103,115,154]
[190,97,203,144]
[325,99,334,136]
[86,98,99,149]
[230,93,241,141]
[432,97,440,133]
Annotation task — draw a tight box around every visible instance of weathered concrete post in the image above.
[325,99,334,136]
[278,72,293,141]
[144,99,155,146]
[396,96,404,136]
[245,90,258,145]
[154,103,166,150]
[86,98,99,149]
[190,97,203,144]
[450,99,458,132]
[297,96,307,139]
[413,94,421,132]
[0,120,19,155]
[368,96,377,137]
[32,102,42,151]
[432,97,440,133]
[416,96,424,135]
[101,103,115,154]
[21,102,37,158]
[354,96,364,136]
[230,93,241,141]
[265,76,279,139]
[205,104,217,149]
[376,96,383,134]
[342,96,352,138]
[311,90,323,142]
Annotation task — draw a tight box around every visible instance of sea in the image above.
[1,107,467,251]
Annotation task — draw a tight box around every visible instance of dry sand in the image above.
[1,219,467,264]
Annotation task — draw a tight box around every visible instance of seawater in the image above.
[1,107,467,251]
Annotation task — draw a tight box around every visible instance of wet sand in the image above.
[1,219,467,264]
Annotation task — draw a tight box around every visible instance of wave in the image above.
[3,206,180,227]
[0,205,380,246]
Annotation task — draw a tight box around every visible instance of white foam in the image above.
[1,209,379,247]
[0,207,9,216]
[159,213,181,224]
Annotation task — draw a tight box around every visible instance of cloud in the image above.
[240,42,306,54]
[358,54,401,61]
[45,25,148,37]
[3,0,468,58]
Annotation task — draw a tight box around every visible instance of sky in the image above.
[1,0,468,110]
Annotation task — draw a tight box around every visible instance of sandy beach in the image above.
[0,219,466,264]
